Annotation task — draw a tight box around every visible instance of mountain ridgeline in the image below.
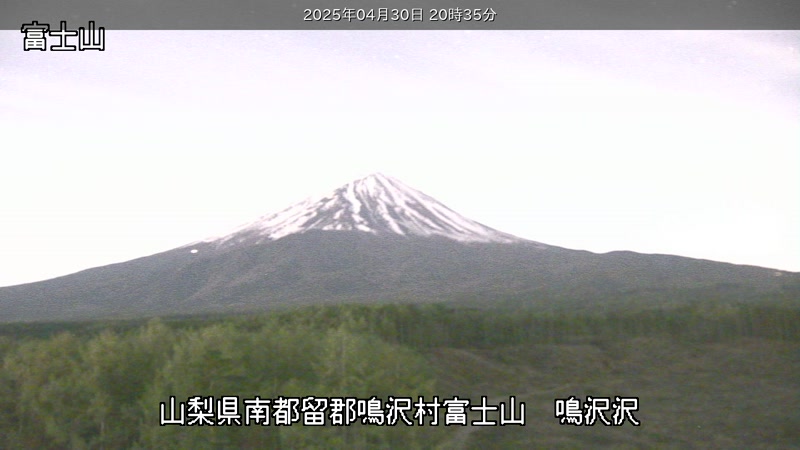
[1,173,797,322]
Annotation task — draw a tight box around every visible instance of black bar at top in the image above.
[5,0,800,30]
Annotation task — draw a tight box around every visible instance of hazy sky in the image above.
[1,31,798,287]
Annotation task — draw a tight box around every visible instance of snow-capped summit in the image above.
[206,173,527,246]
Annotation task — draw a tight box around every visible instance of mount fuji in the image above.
[200,173,527,246]
[0,174,796,322]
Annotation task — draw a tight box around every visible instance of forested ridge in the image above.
[0,301,798,449]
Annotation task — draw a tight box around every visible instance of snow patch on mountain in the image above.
[201,173,530,246]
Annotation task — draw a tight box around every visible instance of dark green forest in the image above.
[0,302,798,449]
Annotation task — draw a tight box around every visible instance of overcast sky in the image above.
[1,31,798,287]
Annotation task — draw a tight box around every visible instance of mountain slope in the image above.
[0,175,797,322]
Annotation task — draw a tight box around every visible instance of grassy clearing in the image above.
[433,336,799,449]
